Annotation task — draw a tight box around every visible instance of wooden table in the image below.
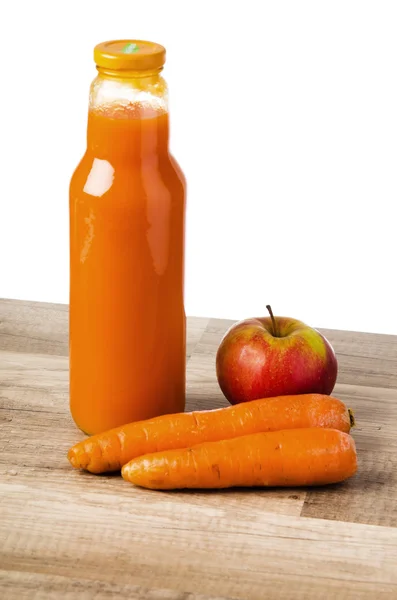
[1,299,397,599]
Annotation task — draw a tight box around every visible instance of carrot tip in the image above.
[348,409,355,428]
[67,448,78,468]
[67,447,89,470]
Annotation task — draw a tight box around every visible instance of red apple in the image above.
[216,306,337,404]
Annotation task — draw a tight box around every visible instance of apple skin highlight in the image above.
[216,316,338,405]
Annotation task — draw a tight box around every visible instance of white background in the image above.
[1,1,396,334]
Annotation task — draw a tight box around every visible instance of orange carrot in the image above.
[122,428,357,490]
[67,394,354,474]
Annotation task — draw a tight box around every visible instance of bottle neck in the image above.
[86,72,169,159]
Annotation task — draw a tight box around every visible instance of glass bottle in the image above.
[69,40,186,434]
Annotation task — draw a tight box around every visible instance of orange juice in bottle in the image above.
[69,40,186,435]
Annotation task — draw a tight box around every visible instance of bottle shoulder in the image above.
[169,154,186,189]
[70,151,186,202]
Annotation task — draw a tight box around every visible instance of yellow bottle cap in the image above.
[94,40,166,73]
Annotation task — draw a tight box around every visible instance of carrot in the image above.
[67,393,354,474]
[121,428,357,490]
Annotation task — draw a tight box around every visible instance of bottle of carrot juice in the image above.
[69,40,186,435]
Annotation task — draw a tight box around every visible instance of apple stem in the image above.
[266,305,280,337]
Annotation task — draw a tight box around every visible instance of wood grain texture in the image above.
[0,573,238,600]
[1,299,397,599]
[0,299,68,356]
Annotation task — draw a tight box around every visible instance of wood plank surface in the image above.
[1,299,397,599]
